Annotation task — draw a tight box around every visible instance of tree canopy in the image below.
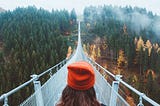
[0,6,77,105]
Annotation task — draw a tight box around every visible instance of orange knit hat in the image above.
[67,61,95,90]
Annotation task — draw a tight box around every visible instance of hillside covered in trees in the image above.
[0,6,77,105]
[0,5,160,105]
[82,5,160,104]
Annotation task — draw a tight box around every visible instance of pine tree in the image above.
[70,8,77,24]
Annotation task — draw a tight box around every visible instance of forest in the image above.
[0,6,77,105]
[82,5,160,105]
[0,5,160,105]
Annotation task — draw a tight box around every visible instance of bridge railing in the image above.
[0,57,71,106]
[87,57,160,106]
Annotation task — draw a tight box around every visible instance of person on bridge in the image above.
[56,61,105,106]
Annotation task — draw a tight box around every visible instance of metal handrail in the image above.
[1,20,159,106]
[87,57,115,78]
[0,57,70,102]
[38,59,67,78]
[119,79,160,106]
[0,78,35,101]
[88,58,160,106]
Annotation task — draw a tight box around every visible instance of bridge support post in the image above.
[109,75,121,106]
[31,74,44,106]
[137,93,144,106]
[3,95,8,106]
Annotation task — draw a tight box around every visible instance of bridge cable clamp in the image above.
[30,74,39,81]
[115,75,122,81]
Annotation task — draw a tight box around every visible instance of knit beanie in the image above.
[67,61,95,90]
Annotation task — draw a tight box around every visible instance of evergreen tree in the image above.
[70,8,77,24]
[0,6,76,105]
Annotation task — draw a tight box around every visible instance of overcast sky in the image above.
[0,0,160,15]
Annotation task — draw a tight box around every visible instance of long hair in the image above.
[56,85,101,106]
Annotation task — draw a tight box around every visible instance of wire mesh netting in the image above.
[20,59,129,106]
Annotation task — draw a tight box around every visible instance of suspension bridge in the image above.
[0,22,160,106]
